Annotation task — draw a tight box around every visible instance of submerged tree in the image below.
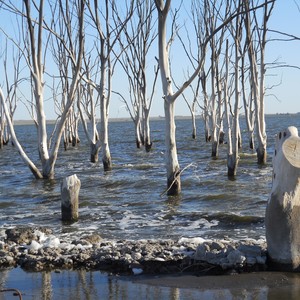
[224,0,243,177]
[154,0,275,194]
[174,0,208,140]
[85,0,134,171]
[244,0,275,164]
[50,0,82,151]
[0,0,85,179]
[78,54,101,163]
[118,0,158,151]
[154,0,211,195]
[0,39,23,147]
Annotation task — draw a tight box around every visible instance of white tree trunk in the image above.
[210,45,218,158]
[156,0,181,195]
[135,111,142,149]
[244,0,268,164]
[99,55,112,171]
[191,110,196,140]
[165,98,181,195]
[100,98,111,171]
[144,109,152,152]
[229,48,240,177]
[77,89,100,163]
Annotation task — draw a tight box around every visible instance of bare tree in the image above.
[205,0,229,158]
[118,0,158,151]
[0,40,23,147]
[154,0,211,195]
[241,46,256,150]
[173,0,208,140]
[85,0,134,171]
[225,0,243,177]
[78,54,101,163]
[244,0,275,164]
[154,0,275,194]
[50,0,82,151]
[0,0,85,179]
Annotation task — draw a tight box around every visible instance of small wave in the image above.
[212,213,264,225]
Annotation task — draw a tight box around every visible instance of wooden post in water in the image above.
[265,126,300,271]
[61,174,81,222]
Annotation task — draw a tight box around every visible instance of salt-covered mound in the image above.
[0,226,267,274]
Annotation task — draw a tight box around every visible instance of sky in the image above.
[0,0,300,121]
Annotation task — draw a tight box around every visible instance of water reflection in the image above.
[1,268,300,300]
[42,272,52,299]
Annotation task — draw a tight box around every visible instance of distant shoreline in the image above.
[12,113,299,126]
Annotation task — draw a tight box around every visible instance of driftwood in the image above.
[266,126,300,271]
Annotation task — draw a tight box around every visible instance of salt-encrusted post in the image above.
[61,174,81,222]
[266,126,300,271]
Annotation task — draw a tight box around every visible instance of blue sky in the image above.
[264,0,300,114]
[0,0,299,120]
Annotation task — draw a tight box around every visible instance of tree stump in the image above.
[265,126,300,271]
[61,174,81,222]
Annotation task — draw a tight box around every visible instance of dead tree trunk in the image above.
[155,0,181,195]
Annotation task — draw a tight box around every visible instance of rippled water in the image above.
[0,114,299,241]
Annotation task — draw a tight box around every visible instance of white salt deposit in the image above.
[28,240,42,251]
[34,230,47,243]
[43,236,60,248]
[178,237,206,244]
[59,243,75,251]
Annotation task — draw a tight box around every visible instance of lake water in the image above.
[1,114,300,242]
[2,268,300,300]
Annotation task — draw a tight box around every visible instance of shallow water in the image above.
[2,268,300,300]
[0,114,300,242]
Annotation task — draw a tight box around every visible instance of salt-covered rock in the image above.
[131,252,142,260]
[210,241,225,251]
[227,249,246,265]
[266,127,300,270]
[154,257,165,261]
[34,230,47,243]
[194,243,210,261]
[237,244,261,258]
[43,236,60,248]
[178,237,206,244]
[59,242,75,251]
[28,240,42,251]
[0,241,6,250]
